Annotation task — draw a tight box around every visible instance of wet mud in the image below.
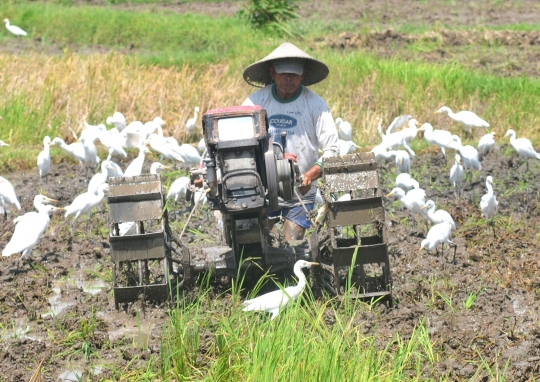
[1,1,540,380]
[0,138,539,380]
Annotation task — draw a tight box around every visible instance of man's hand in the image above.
[283,152,297,162]
[298,164,322,195]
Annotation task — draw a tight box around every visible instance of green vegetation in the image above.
[161,280,438,380]
[1,2,540,169]
[237,0,299,36]
[1,2,538,380]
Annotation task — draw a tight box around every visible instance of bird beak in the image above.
[385,192,393,197]
[53,207,65,211]
[418,247,424,253]
[163,165,171,170]
[421,204,428,210]
[310,262,320,266]
[43,196,58,203]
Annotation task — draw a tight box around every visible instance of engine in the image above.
[188,105,304,274]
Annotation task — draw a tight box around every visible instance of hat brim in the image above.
[243,42,329,87]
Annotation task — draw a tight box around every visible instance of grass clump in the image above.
[237,0,299,36]
[162,281,438,381]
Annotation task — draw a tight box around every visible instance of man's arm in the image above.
[298,162,322,194]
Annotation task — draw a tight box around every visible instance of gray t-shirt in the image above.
[243,84,339,206]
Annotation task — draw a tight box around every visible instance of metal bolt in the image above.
[242,203,247,208]
[251,196,256,201]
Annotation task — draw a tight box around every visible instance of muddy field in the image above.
[0,136,539,380]
[1,1,540,381]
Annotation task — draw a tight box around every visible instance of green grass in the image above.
[0,2,261,64]
[162,281,438,380]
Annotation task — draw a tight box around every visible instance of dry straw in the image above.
[0,52,251,142]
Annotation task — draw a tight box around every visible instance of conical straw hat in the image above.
[243,42,329,87]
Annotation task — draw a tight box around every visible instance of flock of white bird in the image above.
[355,105,540,264]
[1,102,539,319]
[1,107,204,266]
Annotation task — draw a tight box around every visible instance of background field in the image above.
[0,1,539,381]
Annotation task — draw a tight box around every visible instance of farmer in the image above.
[242,42,339,241]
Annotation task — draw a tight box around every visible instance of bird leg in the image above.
[447,242,458,265]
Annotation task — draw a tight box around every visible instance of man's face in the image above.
[269,66,304,100]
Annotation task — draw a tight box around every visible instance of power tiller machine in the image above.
[107,105,392,308]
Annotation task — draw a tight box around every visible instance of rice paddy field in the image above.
[0,0,540,381]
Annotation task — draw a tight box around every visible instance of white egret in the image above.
[103,147,123,177]
[336,193,351,202]
[88,161,113,195]
[394,150,411,174]
[167,176,190,202]
[51,137,86,168]
[419,222,457,264]
[141,117,166,140]
[193,188,208,206]
[146,134,185,164]
[197,137,206,154]
[0,140,9,147]
[399,118,421,146]
[97,124,128,158]
[37,136,51,180]
[480,176,498,233]
[447,135,481,171]
[150,162,170,175]
[385,114,412,136]
[186,106,200,136]
[314,204,327,226]
[395,173,419,193]
[2,195,61,264]
[178,144,202,167]
[338,139,359,156]
[504,129,540,171]
[435,106,489,134]
[421,200,456,231]
[64,183,108,226]
[119,121,146,148]
[118,222,136,236]
[378,127,416,158]
[477,132,497,156]
[315,188,324,207]
[3,19,27,36]
[419,123,456,158]
[80,121,101,142]
[370,143,397,164]
[124,146,150,177]
[386,187,428,231]
[106,112,127,132]
[0,176,21,221]
[80,135,100,169]
[449,154,464,199]
[242,260,319,320]
[335,117,352,141]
